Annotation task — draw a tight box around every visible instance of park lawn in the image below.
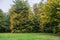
[0,33,60,40]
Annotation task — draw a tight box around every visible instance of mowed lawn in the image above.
[0,33,60,40]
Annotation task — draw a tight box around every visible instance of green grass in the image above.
[0,33,60,40]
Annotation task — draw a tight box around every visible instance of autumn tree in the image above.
[43,0,60,33]
[48,0,60,33]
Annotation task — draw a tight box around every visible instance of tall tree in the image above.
[43,0,60,33]
[9,0,31,32]
[33,0,45,32]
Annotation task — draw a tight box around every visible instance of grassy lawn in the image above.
[0,33,60,40]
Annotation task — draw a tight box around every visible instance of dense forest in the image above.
[0,0,60,34]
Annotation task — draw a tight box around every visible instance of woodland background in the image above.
[0,0,60,35]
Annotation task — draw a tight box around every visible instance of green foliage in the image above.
[33,0,60,33]
[44,0,60,33]
[9,0,32,33]
[0,9,10,32]
[0,0,60,34]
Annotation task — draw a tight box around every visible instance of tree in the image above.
[33,0,60,33]
[0,9,10,32]
[9,0,31,32]
[43,0,60,33]
[33,0,46,32]
[3,13,10,32]
[0,9,5,32]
